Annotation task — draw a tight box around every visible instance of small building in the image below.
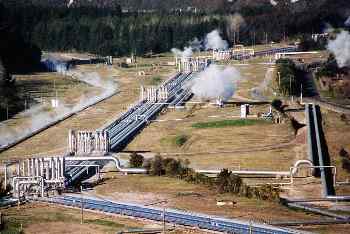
[240,104,249,118]
[126,54,136,64]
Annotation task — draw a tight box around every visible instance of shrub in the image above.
[149,155,164,176]
[146,157,280,201]
[174,135,188,147]
[129,152,144,168]
[342,158,350,173]
[271,99,283,112]
[339,148,349,158]
[150,76,162,85]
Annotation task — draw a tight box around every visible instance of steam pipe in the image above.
[65,156,146,174]
[197,160,313,177]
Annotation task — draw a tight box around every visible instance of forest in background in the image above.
[0,0,348,57]
[0,0,348,119]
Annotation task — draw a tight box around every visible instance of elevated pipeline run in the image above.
[38,195,305,234]
[65,72,195,184]
[0,90,119,154]
[306,104,335,197]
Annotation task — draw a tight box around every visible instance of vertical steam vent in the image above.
[68,129,109,155]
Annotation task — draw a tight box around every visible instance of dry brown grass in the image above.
[3,201,207,234]
[0,57,176,160]
[2,202,145,234]
[94,174,322,223]
[126,104,304,170]
[321,109,350,195]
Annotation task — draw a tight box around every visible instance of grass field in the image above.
[93,174,350,233]
[94,174,323,223]
[2,202,207,234]
[322,109,350,195]
[0,55,176,160]
[191,119,270,129]
[1,202,145,234]
[126,104,303,171]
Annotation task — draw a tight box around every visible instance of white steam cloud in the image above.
[345,16,350,27]
[270,0,300,5]
[190,65,241,101]
[250,67,274,101]
[189,37,202,51]
[0,64,118,148]
[171,29,228,59]
[327,30,350,68]
[67,0,74,8]
[171,37,203,60]
[171,47,193,60]
[270,0,277,6]
[204,30,228,51]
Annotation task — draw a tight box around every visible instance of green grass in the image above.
[161,134,188,147]
[192,119,270,129]
[84,219,126,228]
[174,134,188,147]
[149,76,162,85]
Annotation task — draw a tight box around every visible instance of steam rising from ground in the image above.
[67,0,74,7]
[171,29,228,59]
[204,30,228,51]
[0,62,118,147]
[190,65,241,101]
[345,16,350,27]
[270,0,300,5]
[270,0,277,6]
[327,30,350,68]
[250,67,274,101]
[171,47,194,60]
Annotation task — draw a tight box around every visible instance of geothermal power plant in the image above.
[1,43,349,234]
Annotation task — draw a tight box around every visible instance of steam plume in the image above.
[327,30,350,68]
[0,65,118,148]
[68,0,74,7]
[250,67,274,101]
[190,65,241,101]
[345,16,350,27]
[270,0,277,6]
[270,0,300,5]
[204,30,228,51]
[171,47,193,60]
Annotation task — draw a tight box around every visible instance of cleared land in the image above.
[1,202,144,234]
[1,202,204,234]
[322,109,350,195]
[126,104,305,171]
[94,174,321,223]
[0,55,176,160]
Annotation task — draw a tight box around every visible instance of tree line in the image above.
[0,1,347,57]
[130,153,280,201]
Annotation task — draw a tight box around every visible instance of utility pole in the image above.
[6,104,8,120]
[233,31,236,46]
[55,80,58,101]
[249,219,252,234]
[81,185,84,224]
[163,206,166,234]
[4,164,7,190]
[253,30,256,48]
[144,200,168,233]
[300,84,303,103]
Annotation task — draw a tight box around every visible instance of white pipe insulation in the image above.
[65,156,313,177]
